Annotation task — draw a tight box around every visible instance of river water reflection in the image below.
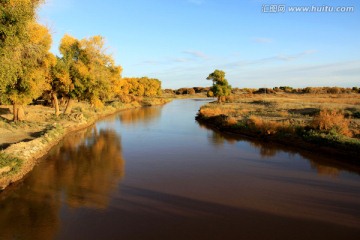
[0,99,359,240]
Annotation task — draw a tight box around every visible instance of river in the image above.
[0,99,360,240]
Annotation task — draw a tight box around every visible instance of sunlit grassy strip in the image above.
[197,99,360,159]
[0,153,22,177]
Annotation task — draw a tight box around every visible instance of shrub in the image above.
[193,87,206,93]
[226,117,238,126]
[328,87,341,94]
[279,86,293,93]
[199,107,222,117]
[247,116,293,135]
[163,89,174,94]
[187,88,196,95]
[311,109,352,137]
[253,88,276,94]
[225,95,234,102]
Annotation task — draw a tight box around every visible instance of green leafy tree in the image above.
[0,0,42,90]
[0,0,50,121]
[58,34,122,114]
[206,69,231,103]
[50,57,72,116]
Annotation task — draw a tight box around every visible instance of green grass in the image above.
[0,153,23,177]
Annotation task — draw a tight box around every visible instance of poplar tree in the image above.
[0,0,53,121]
[206,69,232,103]
[58,34,122,114]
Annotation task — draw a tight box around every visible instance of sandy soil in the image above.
[0,105,52,149]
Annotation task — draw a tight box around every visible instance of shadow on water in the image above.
[0,127,125,240]
[197,121,360,177]
[56,185,360,240]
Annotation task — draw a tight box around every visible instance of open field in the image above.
[197,93,360,160]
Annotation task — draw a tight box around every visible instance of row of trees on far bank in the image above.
[0,1,161,121]
[231,86,360,95]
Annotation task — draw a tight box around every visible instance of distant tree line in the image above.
[165,85,359,97]
[231,86,360,95]
[164,87,210,95]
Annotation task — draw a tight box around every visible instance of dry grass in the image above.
[198,92,360,144]
[247,115,295,135]
[311,109,352,137]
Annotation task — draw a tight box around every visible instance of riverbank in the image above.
[196,93,360,162]
[0,97,171,190]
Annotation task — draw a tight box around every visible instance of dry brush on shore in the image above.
[196,93,360,160]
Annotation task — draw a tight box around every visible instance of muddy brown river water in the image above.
[0,99,360,240]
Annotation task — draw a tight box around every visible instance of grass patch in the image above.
[41,124,65,144]
[0,153,23,177]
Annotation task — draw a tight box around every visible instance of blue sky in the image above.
[38,0,360,89]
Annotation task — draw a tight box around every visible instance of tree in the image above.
[8,23,54,120]
[0,0,42,88]
[206,69,231,103]
[0,0,50,121]
[50,57,72,116]
[58,34,122,114]
[115,77,162,97]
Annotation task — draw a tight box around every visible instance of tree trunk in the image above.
[17,106,25,121]
[12,102,18,122]
[52,92,60,116]
[12,103,25,121]
[64,98,74,115]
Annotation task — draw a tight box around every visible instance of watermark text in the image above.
[262,5,355,13]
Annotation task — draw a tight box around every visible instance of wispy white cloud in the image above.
[253,37,273,44]
[226,60,360,88]
[131,49,338,88]
[138,50,209,66]
[131,57,360,89]
[182,50,210,60]
[276,50,317,61]
[223,49,318,68]
[138,60,161,66]
[173,58,192,63]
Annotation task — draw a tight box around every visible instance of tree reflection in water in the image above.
[0,127,125,240]
[198,121,360,178]
[117,106,162,125]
